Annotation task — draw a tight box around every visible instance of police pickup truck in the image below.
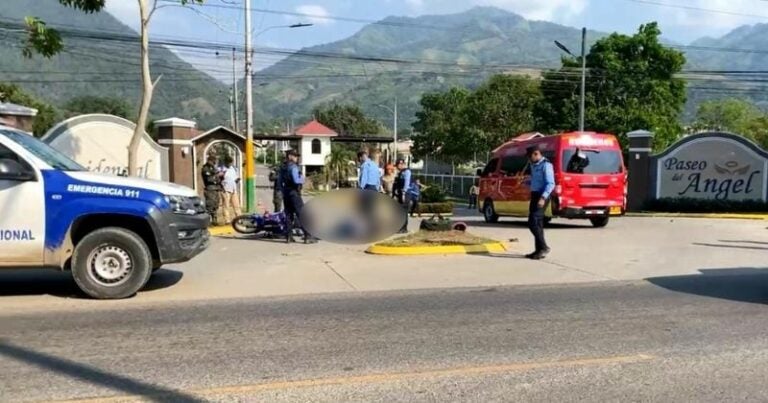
[0,125,209,299]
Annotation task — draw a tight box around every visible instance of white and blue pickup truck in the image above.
[0,125,210,299]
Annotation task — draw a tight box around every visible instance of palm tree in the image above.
[324,148,357,189]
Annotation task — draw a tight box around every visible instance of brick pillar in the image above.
[626,130,654,212]
[154,117,197,189]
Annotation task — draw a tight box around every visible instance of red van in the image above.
[477,132,627,227]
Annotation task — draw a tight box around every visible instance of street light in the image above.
[243,9,313,213]
[376,98,398,164]
[554,27,587,133]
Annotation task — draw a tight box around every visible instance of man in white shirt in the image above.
[221,157,242,224]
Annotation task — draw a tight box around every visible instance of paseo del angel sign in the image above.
[654,133,768,202]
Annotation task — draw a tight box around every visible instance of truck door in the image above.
[0,142,45,264]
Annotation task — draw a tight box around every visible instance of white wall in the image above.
[43,115,169,180]
[299,137,332,166]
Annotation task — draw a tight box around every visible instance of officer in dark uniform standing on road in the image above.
[280,150,318,244]
[201,154,222,225]
[526,145,555,260]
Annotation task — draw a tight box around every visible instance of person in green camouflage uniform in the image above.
[201,155,222,225]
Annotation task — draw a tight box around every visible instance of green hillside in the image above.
[1,2,766,133]
[253,7,606,130]
[0,0,231,130]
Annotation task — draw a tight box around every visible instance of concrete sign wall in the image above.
[42,114,169,181]
[652,133,768,202]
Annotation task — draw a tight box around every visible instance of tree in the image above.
[0,83,59,136]
[536,22,687,151]
[694,98,768,149]
[411,87,473,163]
[24,0,203,175]
[693,98,761,133]
[312,104,384,136]
[323,147,357,188]
[466,74,541,151]
[63,96,134,119]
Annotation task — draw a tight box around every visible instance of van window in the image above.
[480,158,499,176]
[500,155,527,176]
[562,148,623,174]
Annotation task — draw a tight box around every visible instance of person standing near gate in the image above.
[280,150,317,244]
[220,156,242,224]
[526,145,555,260]
[357,150,381,191]
[270,157,285,213]
[201,155,222,225]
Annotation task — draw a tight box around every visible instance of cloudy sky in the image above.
[104,0,768,81]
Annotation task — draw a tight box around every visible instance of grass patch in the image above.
[378,230,497,248]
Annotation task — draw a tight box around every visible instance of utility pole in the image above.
[579,27,586,133]
[394,97,398,163]
[233,47,239,133]
[554,27,587,133]
[229,90,235,129]
[244,0,255,213]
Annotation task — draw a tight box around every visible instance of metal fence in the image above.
[413,173,476,199]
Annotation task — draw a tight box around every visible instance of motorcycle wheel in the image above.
[232,215,261,234]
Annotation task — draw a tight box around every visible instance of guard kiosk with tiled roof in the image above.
[294,119,338,177]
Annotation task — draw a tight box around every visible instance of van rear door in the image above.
[560,147,625,213]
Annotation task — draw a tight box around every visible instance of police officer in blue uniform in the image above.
[280,150,317,244]
[526,145,555,260]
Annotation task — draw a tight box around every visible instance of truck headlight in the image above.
[165,195,205,215]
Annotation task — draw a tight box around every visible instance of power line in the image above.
[625,0,768,19]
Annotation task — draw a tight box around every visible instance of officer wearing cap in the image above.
[526,145,555,259]
[279,150,317,243]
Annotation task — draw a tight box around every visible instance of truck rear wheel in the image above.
[590,217,610,228]
[71,227,153,299]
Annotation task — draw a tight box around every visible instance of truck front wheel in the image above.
[71,227,153,299]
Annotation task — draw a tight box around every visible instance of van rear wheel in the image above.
[71,227,153,299]
[483,200,499,223]
[590,217,610,228]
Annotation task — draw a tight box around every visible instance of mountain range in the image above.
[0,0,231,130]
[1,3,766,132]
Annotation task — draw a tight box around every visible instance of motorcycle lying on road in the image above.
[231,211,305,241]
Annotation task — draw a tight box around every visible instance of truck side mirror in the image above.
[0,158,35,181]
[476,168,483,177]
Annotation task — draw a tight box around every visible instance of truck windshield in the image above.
[0,129,84,171]
[562,148,623,174]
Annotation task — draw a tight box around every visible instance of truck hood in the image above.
[66,171,198,197]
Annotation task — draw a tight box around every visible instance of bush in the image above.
[420,185,448,203]
[416,202,454,214]
[644,197,768,213]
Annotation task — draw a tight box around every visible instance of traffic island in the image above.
[366,230,507,255]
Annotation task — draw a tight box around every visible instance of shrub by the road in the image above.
[416,202,454,214]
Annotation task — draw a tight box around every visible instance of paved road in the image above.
[2,275,767,402]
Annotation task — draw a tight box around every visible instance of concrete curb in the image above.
[209,226,236,236]
[626,212,768,220]
[366,242,507,256]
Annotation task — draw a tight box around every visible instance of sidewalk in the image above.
[141,213,768,304]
